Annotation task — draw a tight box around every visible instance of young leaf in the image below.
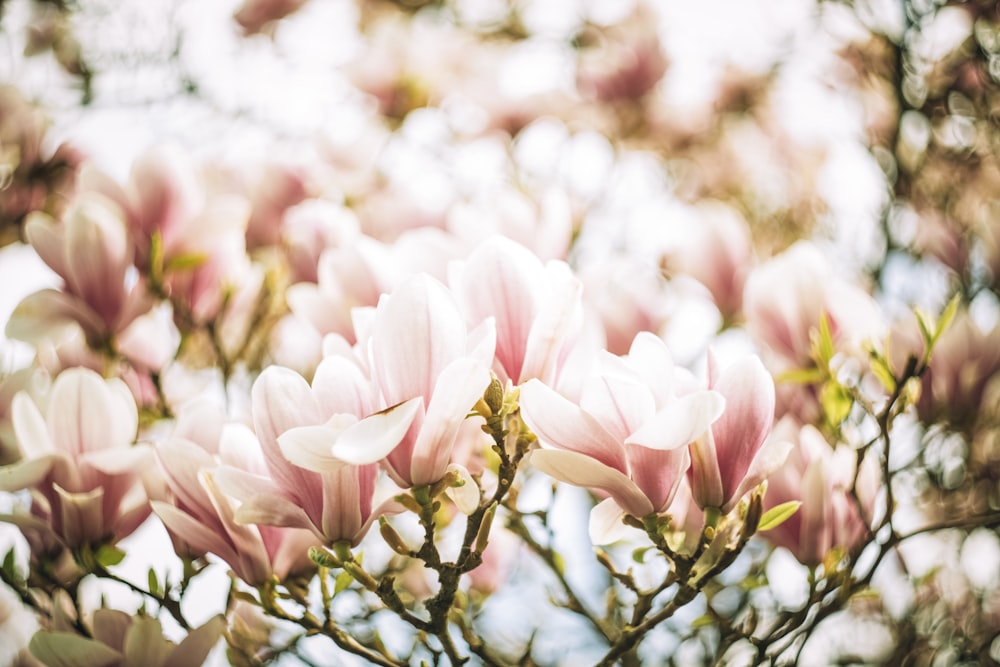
[95,545,126,568]
[820,381,853,426]
[147,568,161,598]
[334,570,353,595]
[757,501,801,532]
[933,293,960,345]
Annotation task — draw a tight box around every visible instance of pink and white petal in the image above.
[311,355,372,417]
[0,455,60,492]
[24,212,68,276]
[409,357,491,485]
[152,500,235,563]
[444,463,480,515]
[212,466,282,503]
[5,289,106,344]
[278,424,353,474]
[371,275,467,404]
[330,397,422,465]
[723,438,794,515]
[154,439,217,518]
[529,449,654,518]
[319,464,369,544]
[104,377,140,448]
[625,390,725,451]
[588,497,631,546]
[163,615,227,667]
[85,444,152,476]
[712,355,776,498]
[520,261,582,384]
[579,374,655,444]
[625,332,676,405]
[232,494,318,536]
[54,484,105,547]
[627,443,690,513]
[688,432,724,510]
[11,391,55,458]
[47,369,116,458]
[201,470,271,585]
[519,379,628,472]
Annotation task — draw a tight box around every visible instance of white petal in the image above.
[278,425,352,473]
[625,391,726,451]
[11,391,55,458]
[330,397,422,465]
[529,449,654,518]
[588,497,632,546]
[444,463,480,515]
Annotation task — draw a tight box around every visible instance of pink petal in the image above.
[627,443,690,513]
[23,212,68,277]
[409,357,491,485]
[371,275,467,405]
[724,438,794,514]
[625,390,725,451]
[152,500,238,565]
[47,369,131,458]
[233,494,319,537]
[711,355,776,501]
[529,449,654,518]
[579,374,656,444]
[519,379,628,473]
[521,261,582,384]
[54,484,105,547]
[5,289,106,343]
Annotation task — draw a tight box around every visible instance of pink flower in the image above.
[760,420,876,566]
[7,196,152,347]
[217,356,417,546]
[743,242,882,371]
[152,434,317,586]
[687,351,788,514]
[367,274,494,488]
[450,237,583,386]
[520,332,725,538]
[0,368,152,549]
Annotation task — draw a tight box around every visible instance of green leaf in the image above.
[95,544,126,568]
[2,547,19,582]
[147,568,161,598]
[776,367,827,385]
[631,547,651,564]
[869,351,896,393]
[915,307,934,348]
[757,501,801,532]
[165,253,208,272]
[334,570,353,595]
[820,381,853,426]
[811,311,836,367]
[933,293,960,345]
[149,231,164,284]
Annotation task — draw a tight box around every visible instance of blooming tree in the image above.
[2,0,1000,665]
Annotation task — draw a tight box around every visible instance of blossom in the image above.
[0,367,152,549]
[367,274,494,488]
[7,195,152,347]
[152,432,318,586]
[217,357,416,546]
[450,236,583,386]
[520,332,724,537]
[760,420,876,566]
[687,351,788,514]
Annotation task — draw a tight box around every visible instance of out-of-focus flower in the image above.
[0,85,80,244]
[0,368,152,549]
[7,195,152,348]
[28,609,224,667]
[760,420,876,567]
[688,351,786,514]
[234,0,310,36]
[450,236,583,386]
[578,258,671,356]
[575,4,668,104]
[521,332,724,539]
[661,203,753,323]
[367,274,494,488]
[152,432,317,586]
[913,309,1000,432]
[744,242,882,372]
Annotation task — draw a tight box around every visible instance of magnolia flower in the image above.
[152,433,317,586]
[520,332,725,541]
[743,241,882,371]
[7,195,152,347]
[29,609,224,667]
[0,368,152,549]
[450,236,583,386]
[687,351,788,514]
[760,420,876,566]
[367,274,494,489]
[217,357,416,546]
